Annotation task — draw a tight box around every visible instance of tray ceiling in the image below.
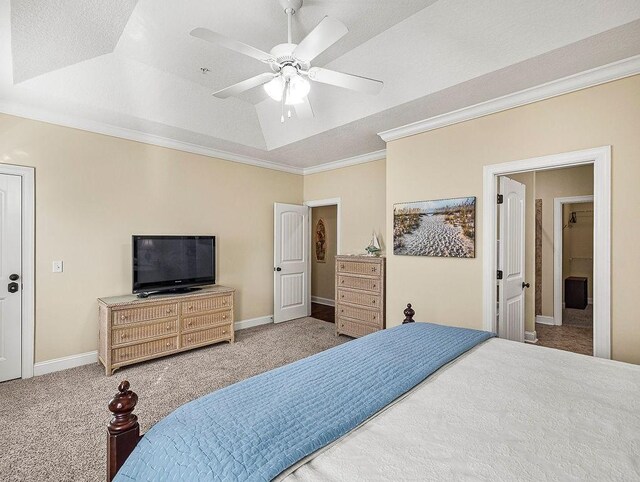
[2,0,640,170]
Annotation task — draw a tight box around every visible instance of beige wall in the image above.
[311,205,337,301]
[304,159,386,255]
[0,114,303,362]
[536,166,593,316]
[563,202,594,299]
[386,75,640,364]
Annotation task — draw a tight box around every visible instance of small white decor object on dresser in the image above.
[98,286,235,375]
[335,255,385,338]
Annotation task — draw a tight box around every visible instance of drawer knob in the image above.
[121,352,128,358]
[223,300,227,305]
[188,306,193,310]
[373,284,377,288]
[187,321,192,326]
[340,264,345,269]
[166,309,172,314]
[341,295,344,298]
[166,342,171,347]
[372,300,376,304]
[166,325,172,331]
[120,315,127,320]
[222,330,226,334]
[222,314,227,319]
[187,337,192,342]
[373,315,376,320]
[371,267,377,272]
[340,280,344,284]
[340,309,344,313]
[121,334,127,339]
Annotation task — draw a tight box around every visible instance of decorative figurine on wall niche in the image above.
[365,232,381,256]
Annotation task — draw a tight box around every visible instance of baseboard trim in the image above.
[524,331,538,344]
[535,315,556,326]
[33,315,275,376]
[234,315,273,331]
[311,296,335,307]
[33,350,98,376]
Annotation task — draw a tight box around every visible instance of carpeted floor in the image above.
[536,306,593,356]
[0,317,347,482]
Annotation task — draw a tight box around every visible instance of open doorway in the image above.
[305,198,341,324]
[486,146,609,359]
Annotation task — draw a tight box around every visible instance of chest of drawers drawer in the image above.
[112,336,178,364]
[112,303,178,325]
[336,303,381,326]
[112,319,178,346]
[337,289,380,308]
[336,319,379,338]
[337,275,381,292]
[337,260,381,276]
[182,310,232,332]
[181,325,232,348]
[181,295,232,315]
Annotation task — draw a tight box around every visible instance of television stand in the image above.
[98,285,235,376]
[136,287,203,299]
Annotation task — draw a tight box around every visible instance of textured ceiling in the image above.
[2,0,640,170]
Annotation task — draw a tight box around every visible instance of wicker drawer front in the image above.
[337,260,382,276]
[182,310,232,331]
[337,304,381,326]
[112,319,178,346]
[337,318,378,338]
[181,295,232,315]
[181,325,232,348]
[337,289,381,308]
[112,303,178,326]
[337,275,381,292]
[112,336,177,364]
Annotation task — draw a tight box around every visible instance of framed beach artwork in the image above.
[393,196,476,258]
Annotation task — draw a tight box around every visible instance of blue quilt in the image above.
[116,322,494,481]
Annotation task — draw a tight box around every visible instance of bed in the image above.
[106,305,640,481]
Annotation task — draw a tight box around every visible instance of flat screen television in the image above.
[132,235,215,296]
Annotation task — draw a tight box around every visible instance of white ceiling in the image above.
[2,0,640,171]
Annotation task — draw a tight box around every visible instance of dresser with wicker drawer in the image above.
[98,286,235,375]
[335,255,385,338]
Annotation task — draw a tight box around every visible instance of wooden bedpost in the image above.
[107,380,141,481]
[402,303,415,324]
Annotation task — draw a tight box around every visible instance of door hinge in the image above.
[497,270,503,280]
[497,194,504,204]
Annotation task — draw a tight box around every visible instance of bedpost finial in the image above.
[403,303,415,324]
[108,380,139,434]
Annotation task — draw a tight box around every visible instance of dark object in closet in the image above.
[565,277,588,309]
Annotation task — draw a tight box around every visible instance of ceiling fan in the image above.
[190,0,384,122]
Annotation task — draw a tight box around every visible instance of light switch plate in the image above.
[53,260,63,273]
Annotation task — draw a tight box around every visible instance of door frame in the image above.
[0,163,35,378]
[303,198,342,315]
[553,195,594,326]
[482,146,611,359]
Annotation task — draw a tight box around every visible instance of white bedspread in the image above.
[282,338,640,481]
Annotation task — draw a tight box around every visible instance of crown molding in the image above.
[378,54,640,143]
[0,99,305,175]
[301,149,386,175]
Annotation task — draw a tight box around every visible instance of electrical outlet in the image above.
[53,261,63,273]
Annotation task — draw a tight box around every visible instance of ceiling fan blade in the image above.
[293,16,348,63]
[212,73,277,99]
[308,67,383,95]
[190,27,275,64]
[294,96,314,119]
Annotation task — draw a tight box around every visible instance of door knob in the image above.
[522,282,531,289]
[275,267,282,272]
[8,282,19,293]
[9,274,19,281]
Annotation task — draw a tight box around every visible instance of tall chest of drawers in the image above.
[335,255,385,338]
[98,286,234,375]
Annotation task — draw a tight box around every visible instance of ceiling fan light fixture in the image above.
[264,76,285,101]
[285,75,310,105]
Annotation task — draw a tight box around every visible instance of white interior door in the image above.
[274,203,310,323]
[498,176,526,342]
[0,174,22,382]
